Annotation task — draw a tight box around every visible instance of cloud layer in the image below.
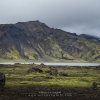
[0,0,100,37]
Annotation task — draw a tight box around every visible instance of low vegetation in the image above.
[0,64,100,87]
[0,64,100,100]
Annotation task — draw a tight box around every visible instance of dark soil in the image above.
[0,86,100,100]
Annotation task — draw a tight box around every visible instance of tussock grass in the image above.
[0,64,100,88]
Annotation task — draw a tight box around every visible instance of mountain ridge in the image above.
[0,20,100,62]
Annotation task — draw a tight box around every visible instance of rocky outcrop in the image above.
[27,68,43,73]
[0,72,5,89]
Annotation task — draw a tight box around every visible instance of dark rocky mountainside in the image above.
[0,20,100,62]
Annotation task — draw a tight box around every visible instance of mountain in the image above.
[79,34,100,40]
[0,20,100,62]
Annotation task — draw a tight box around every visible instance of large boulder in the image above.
[0,72,5,88]
[92,82,100,90]
[59,72,69,76]
[95,66,100,70]
[27,67,43,73]
[49,67,58,76]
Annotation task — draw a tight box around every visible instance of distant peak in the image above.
[16,20,40,24]
[79,34,100,40]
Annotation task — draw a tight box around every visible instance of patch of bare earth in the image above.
[0,86,100,100]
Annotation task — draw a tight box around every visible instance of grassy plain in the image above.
[0,64,100,100]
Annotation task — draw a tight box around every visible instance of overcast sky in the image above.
[0,0,100,37]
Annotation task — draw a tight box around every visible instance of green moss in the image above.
[1,64,100,87]
[23,47,40,60]
[1,46,21,60]
[37,44,45,54]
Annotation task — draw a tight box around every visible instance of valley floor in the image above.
[0,64,100,100]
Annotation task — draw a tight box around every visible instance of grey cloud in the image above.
[0,0,100,37]
[62,25,100,37]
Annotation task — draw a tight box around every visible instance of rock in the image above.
[0,72,5,89]
[59,72,69,76]
[27,67,43,73]
[45,70,51,73]
[40,63,46,67]
[92,82,100,90]
[95,66,100,70]
[0,64,4,67]
[49,67,58,76]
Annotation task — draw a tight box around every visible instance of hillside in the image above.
[0,20,100,62]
